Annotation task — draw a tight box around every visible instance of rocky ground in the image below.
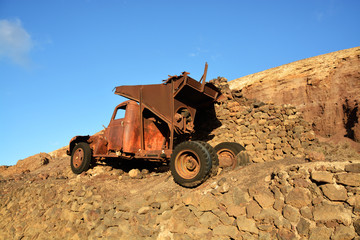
[0,149,359,240]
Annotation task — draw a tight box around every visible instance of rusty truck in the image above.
[67,64,247,187]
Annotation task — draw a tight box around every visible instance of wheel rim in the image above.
[73,148,84,168]
[175,150,201,179]
[217,149,236,168]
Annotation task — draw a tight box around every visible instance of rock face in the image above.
[229,47,360,143]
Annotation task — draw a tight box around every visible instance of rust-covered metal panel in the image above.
[122,101,141,153]
[89,134,107,155]
[115,83,173,125]
[105,106,125,151]
[143,117,167,151]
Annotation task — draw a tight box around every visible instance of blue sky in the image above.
[0,0,359,166]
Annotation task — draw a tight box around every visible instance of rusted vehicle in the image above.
[67,64,246,187]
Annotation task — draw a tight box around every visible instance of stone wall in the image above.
[267,161,360,239]
[195,77,316,163]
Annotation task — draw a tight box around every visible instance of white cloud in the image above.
[315,0,336,22]
[316,12,324,22]
[189,47,208,58]
[0,18,33,67]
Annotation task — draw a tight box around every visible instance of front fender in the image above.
[67,135,90,155]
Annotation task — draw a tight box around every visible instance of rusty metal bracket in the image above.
[199,62,208,92]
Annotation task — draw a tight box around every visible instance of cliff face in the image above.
[229,47,360,143]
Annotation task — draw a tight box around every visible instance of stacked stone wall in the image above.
[196,77,317,163]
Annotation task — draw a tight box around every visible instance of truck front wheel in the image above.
[170,141,212,188]
[71,142,92,174]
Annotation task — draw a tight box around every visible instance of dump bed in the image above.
[114,70,221,127]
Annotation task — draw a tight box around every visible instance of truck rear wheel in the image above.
[71,142,92,174]
[170,141,212,188]
[195,141,219,177]
[214,142,245,169]
[236,151,250,166]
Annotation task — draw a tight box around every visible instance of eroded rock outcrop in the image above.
[229,47,360,143]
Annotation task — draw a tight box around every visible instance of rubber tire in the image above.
[170,141,212,188]
[71,142,92,174]
[214,142,245,168]
[228,143,250,166]
[195,141,219,177]
[229,142,245,152]
[236,151,250,166]
[214,142,245,155]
